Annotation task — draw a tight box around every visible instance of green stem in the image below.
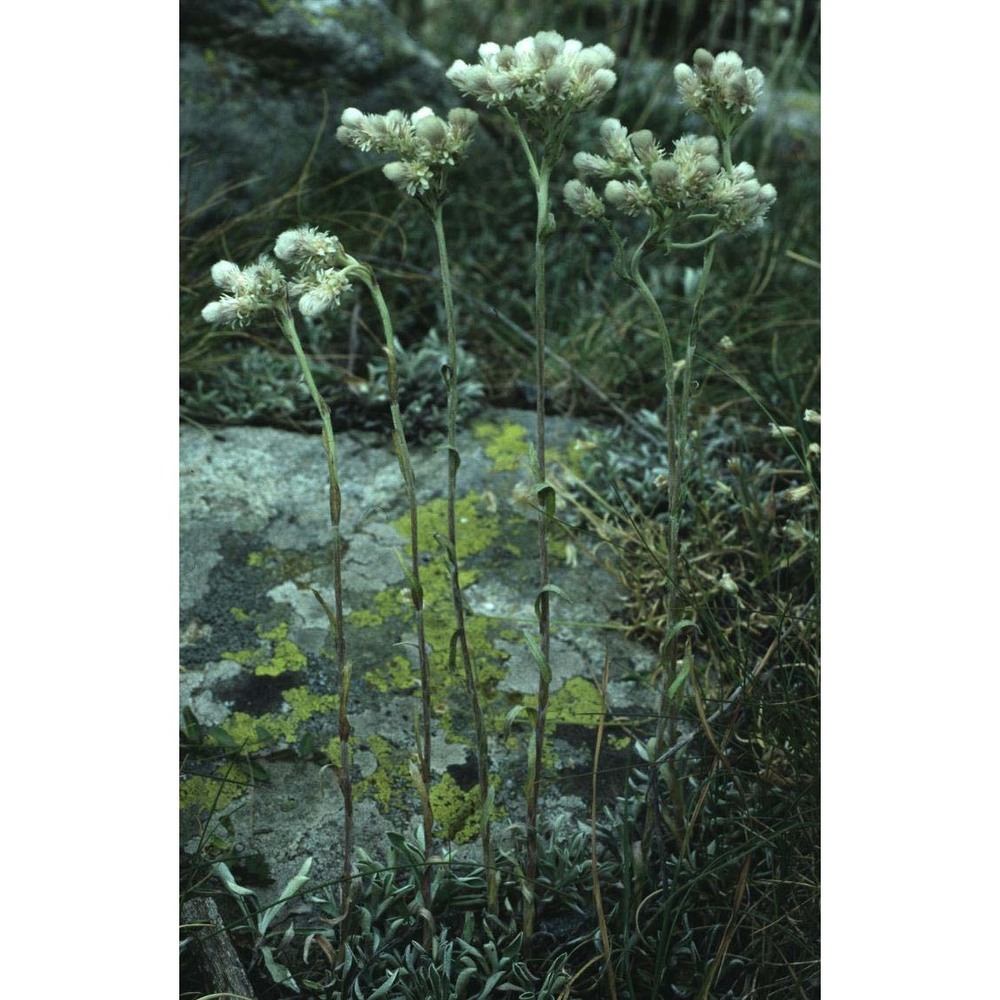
[430,205,497,915]
[274,299,354,953]
[351,263,435,940]
[523,142,556,954]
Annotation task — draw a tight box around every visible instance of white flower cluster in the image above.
[446,30,616,118]
[674,49,765,126]
[336,106,479,197]
[566,117,775,233]
[203,226,358,326]
[274,225,356,318]
[201,256,286,328]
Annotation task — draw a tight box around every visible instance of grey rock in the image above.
[180,409,664,904]
[180,0,458,231]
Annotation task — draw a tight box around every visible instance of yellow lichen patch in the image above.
[429,772,503,844]
[355,733,414,813]
[473,421,530,473]
[364,654,417,694]
[221,619,307,677]
[391,492,501,565]
[347,607,384,628]
[216,685,339,753]
[517,677,608,733]
[179,771,249,813]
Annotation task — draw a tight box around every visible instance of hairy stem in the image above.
[274,300,354,951]
[353,266,435,943]
[431,205,497,914]
[524,147,556,954]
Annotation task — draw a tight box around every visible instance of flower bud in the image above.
[210,260,242,292]
[414,113,447,145]
[340,107,365,129]
[693,48,715,77]
[603,179,627,206]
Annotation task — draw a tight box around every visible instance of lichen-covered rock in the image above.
[180,409,661,901]
[180,0,457,231]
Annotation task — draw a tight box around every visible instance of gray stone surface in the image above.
[180,0,459,231]
[180,408,661,902]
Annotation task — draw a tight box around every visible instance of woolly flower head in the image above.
[674,48,764,129]
[274,226,345,269]
[447,31,616,119]
[336,106,479,198]
[566,117,775,233]
[276,225,357,318]
[202,255,286,328]
[708,162,777,233]
[566,120,720,222]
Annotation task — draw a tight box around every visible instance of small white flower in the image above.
[210,260,243,293]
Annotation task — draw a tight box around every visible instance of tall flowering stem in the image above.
[202,242,359,955]
[448,30,616,952]
[430,202,498,914]
[336,105,498,914]
[353,264,437,933]
[564,48,775,861]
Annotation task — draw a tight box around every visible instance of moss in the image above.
[473,420,530,473]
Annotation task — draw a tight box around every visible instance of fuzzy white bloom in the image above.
[563,178,605,219]
[203,255,287,327]
[572,150,617,178]
[598,118,633,163]
[750,1,792,27]
[383,159,432,195]
[275,226,344,267]
[803,409,821,424]
[604,179,653,217]
[710,163,777,232]
[336,105,479,200]
[210,259,243,293]
[446,30,616,117]
[674,48,765,124]
[785,484,812,504]
[295,267,353,318]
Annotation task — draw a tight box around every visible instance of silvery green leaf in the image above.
[261,945,298,991]
[211,861,256,897]
[257,856,312,937]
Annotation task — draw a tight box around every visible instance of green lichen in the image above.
[429,772,503,845]
[355,733,414,814]
[474,421,530,473]
[347,607,384,628]
[179,772,247,813]
[245,545,330,587]
[221,620,307,677]
[364,654,416,694]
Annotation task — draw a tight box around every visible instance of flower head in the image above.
[674,48,764,134]
[202,255,287,328]
[446,31,616,121]
[336,105,479,201]
[274,226,344,268]
[275,225,360,319]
